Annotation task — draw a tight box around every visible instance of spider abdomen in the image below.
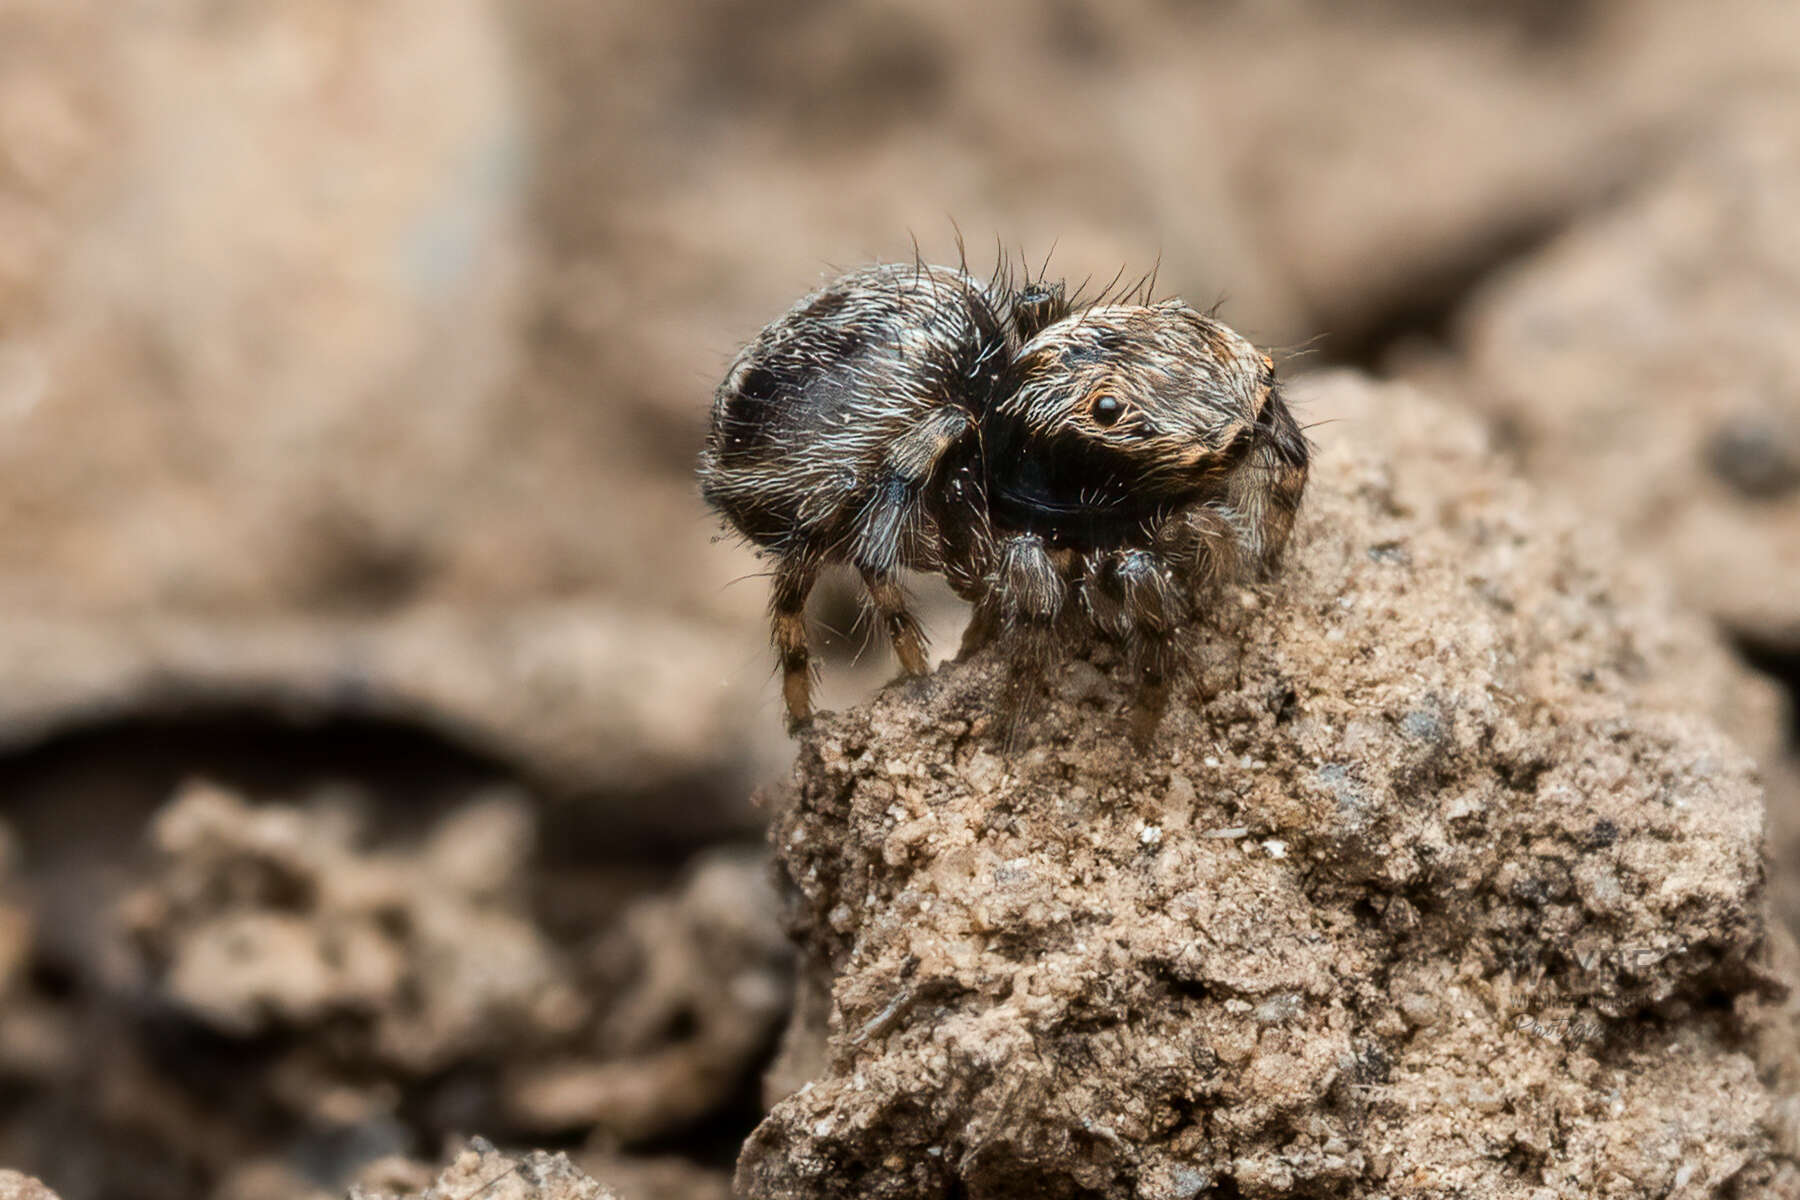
[699,263,1006,560]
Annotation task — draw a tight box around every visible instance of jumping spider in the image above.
[698,259,1309,742]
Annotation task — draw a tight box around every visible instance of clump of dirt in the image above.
[0,781,784,1200]
[331,1138,734,1200]
[127,781,787,1140]
[738,371,1798,1199]
[0,1171,57,1200]
[350,1139,616,1200]
[123,781,582,1070]
[1433,97,1800,938]
[504,849,791,1142]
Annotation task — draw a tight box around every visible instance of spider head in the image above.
[983,302,1290,546]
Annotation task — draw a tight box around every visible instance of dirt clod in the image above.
[21,782,791,1197]
[739,371,1793,1199]
[504,848,792,1141]
[0,1172,58,1200]
[124,781,580,1072]
[350,1140,617,1200]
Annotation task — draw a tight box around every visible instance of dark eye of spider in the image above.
[1091,395,1123,427]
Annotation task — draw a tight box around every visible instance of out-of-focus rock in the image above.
[0,0,783,830]
[1444,98,1800,654]
[0,821,72,1099]
[1219,0,1800,351]
[1768,758,1800,937]
[738,372,1794,1199]
[567,1153,730,1200]
[211,1160,334,1200]
[340,1148,732,1200]
[0,1172,59,1200]
[0,0,523,618]
[505,850,791,1141]
[123,780,580,1069]
[120,784,790,1124]
[72,783,784,1195]
[207,1144,734,1200]
[0,607,776,832]
[350,1140,617,1200]
[516,0,1800,411]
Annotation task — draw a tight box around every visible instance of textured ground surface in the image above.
[1424,92,1800,941]
[2,1,1800,1197]
[349,1141,617,1200]
[0,782,777,1200]
[740,373,1798,1199]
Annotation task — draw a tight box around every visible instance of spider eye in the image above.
[1091,394,1124,427]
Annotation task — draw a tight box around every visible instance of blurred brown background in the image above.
[0,1,1797,1197]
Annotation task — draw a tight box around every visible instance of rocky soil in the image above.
[1421,91,1800,930]
[0,781,779,1200]
[348,1141,619,1200]
[741,373,1799,1199]
[0,0,1798,1197]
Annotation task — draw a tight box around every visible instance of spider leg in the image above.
[849,406,975,678]
[1104,549,1189,747]
[1151,502,1246,598]
[770,559,820,731]
[956,599,1001,660]
[1226,406,1310,570]
[986,533,1068,747]
[1078,550,1129,640]
[860,567,929,677]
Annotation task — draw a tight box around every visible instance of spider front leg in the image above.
[1150,502,1247,596]
[1225,412,1310,572]
[975,533,1069,746]
[849,406,976,680]
[1084,548,1190,746]
[955,601,1001,661]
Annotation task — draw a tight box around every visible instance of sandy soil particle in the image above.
[738,371,1799,1199]
[349,1139,616,1200]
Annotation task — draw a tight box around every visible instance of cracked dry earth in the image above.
[737,371,1800,1199]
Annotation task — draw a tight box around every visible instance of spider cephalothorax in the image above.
[700,262,1309,741]
[968,301,1310,739]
